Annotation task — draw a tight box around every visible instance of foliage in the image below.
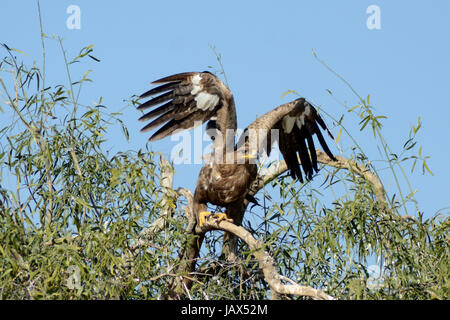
[0,29,448,299]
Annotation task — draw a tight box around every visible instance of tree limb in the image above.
[253,150,388,211]
[201,219,335,300]
[130,155,177,252]
[137,150,389,299]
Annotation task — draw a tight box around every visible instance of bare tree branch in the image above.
[200,219,335,300]
[253,150,388,211]
[130,155,177,252]
[135,150,389,299]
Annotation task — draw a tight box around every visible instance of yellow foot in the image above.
[198,211,233,227]
[212,212,233,223]
[198,211,212,227]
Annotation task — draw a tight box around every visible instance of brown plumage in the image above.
[137,71,336,227]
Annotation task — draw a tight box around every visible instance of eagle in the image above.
[137,71,336,228]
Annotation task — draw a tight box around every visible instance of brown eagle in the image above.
[137,71,336,227]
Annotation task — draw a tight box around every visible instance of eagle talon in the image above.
[198,211,233,227]
[212,213,233,223]
[198,211,212,227]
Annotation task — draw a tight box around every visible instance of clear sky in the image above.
[2,0,449,219]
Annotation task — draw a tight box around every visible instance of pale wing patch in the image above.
[282,115,296,133]
[192,73,202,85]
[296,103,312,128]
[195,92,220,111]
[296,114,307,128]
[191,74,202,95]
[190,74,220,111]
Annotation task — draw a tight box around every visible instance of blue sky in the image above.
[1,0,449,219]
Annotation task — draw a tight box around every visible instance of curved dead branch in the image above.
[253,150,388,211]
[132,150,389,299]
[201,219,335,300]
[129,155,177,252]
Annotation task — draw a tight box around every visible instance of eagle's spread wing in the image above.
[138,71,233,141]
[237,98,336,183]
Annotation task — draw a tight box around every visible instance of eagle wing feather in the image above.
[138,71,232,141]
[237,98,336,182]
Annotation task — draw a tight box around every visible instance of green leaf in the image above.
[9,47,29,56]
[423,161,433,175]
[348,104,362,112]
[281,90,296,99]
[359,116,371,131]
[83,70,93,79]
[413,116,422,134]
[121,123,129,141]
[411,158,417,173]
[336,128,342,143]
[73,196,92,209]
[88,55,101,62]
